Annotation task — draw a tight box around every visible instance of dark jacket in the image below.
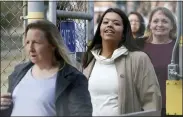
[0,61,92,116]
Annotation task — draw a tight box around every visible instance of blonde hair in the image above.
[144,7,177,43]
[25,20,71,65]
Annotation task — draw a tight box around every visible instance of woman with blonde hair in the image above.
[136,7,178,116]
[0,20,92,116]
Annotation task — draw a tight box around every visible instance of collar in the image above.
[91,46,129,64]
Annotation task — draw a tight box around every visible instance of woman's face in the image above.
[128,14,140,34]
[100,12,123,43]
[25,29,55,64]
[150,10,173,37]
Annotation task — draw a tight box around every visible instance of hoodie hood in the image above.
[91,46,128,64]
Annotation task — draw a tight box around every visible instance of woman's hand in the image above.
[0,93,12,110]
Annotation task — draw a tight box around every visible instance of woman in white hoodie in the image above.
[82,8,162,116]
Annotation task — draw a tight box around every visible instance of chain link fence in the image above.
[56,1,88,69]
[1,1,27,93]
[1,1,89,93]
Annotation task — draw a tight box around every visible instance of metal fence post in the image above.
[47,0,57,25]
[168,1,183,80]
[178,1,183,77]
[87,1,94,44]
[22,1,28,61]
[27,1,45,24]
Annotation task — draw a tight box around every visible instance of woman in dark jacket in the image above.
[0,20,92,116]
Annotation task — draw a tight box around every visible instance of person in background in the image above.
[0,20,92,116]
[136,7,178,116]
[82,8,162,116]
[128,11,146,39]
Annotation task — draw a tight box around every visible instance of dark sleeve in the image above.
[0,67,17,116]
[0,104,13,116]
[7,64,21,92]
[135,37,146,50]
[1,62,31,116]
[67,73,92,116]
